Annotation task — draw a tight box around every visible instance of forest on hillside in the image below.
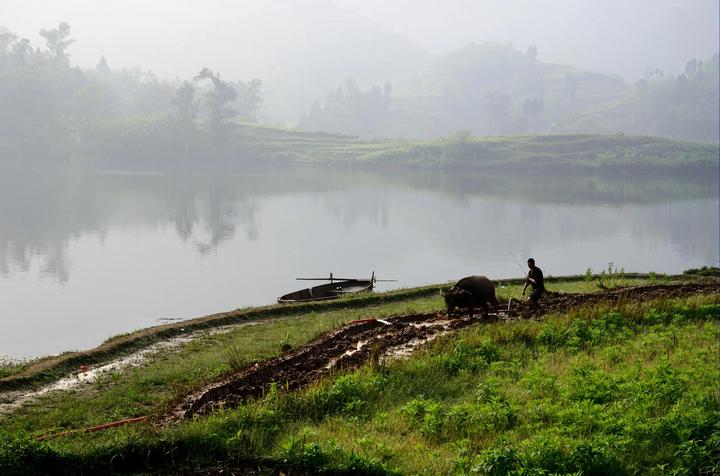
[0,22,717,166]
[299,43,719,142]
[0,23,263,162]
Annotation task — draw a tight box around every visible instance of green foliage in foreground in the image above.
[1,295,718,475]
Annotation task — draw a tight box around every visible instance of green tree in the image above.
[73,82,116,122]
[172,81,199,126]
[171,81,199,158]
[10,38,33,67]
[236,78,263,122]
[383,81,392,109]
[193,68,237,138]
[526,45,538,62]
[39,22,75,66]
[0,31,18,70]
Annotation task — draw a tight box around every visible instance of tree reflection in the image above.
[0,167,715,283]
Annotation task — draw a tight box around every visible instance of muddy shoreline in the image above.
[166,281,720,422]
[0,284,450,392]
[1,273,667,392]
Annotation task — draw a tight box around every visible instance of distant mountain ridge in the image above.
[299,42,719,142]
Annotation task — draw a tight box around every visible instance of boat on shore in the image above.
[277,273,376,303]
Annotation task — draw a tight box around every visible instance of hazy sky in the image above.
[1,0,717,80]
[335,0,719,77]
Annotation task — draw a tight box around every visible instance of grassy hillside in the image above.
[1,276,718,475]
[6,111,717,173]
[228,124,719,172]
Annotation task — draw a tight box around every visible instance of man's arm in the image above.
[522,275,532,294]
[522,272,535,295]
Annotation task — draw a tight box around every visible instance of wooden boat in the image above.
[277,273,375,304]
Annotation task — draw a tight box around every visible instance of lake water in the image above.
[0,167,718,359]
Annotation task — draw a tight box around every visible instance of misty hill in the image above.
[1,0,432,125]
[65,117,719,174]
[1,20,717,168]
[299,42,719,142]
[254,1,432,123]
[3,0,717,142]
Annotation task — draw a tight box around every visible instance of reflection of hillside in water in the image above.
[423,198,719,270]
[313,169,718,273]
[0,173,261,282]
[322,190,390,228]
[0,167,716,283]
[389,169,719,206]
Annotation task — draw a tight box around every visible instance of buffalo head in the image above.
[441,285,473,314]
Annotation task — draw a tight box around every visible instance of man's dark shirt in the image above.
[528,267,544,291]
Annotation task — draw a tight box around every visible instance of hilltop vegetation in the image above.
[7,106,716,172]
[299,42,720,142]
[1,23,717,170]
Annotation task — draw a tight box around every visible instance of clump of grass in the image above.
[280,332,292,352]
[225,343,246,370]
[0,360,26,380]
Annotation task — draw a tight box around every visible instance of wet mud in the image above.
[0,322,255,415]
[167,281,719,422]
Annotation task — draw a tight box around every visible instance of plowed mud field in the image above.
[166,282,719,422]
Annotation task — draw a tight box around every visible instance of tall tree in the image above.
[193,68,237,138]
[39,22,75,66]
[171,81,199,158]
[526,45,538,62]
[382,81,393,109]
[0,32,18,70]
[244,78,263,122]
[10,38,32,67]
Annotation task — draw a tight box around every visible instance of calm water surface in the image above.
[1,167,717,359]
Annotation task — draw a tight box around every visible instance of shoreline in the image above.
[0,271,711,392]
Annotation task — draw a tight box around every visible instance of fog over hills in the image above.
[1,0,432,121]
[336,0,719,80]
[1,0,717,142]
[2,0,717,123]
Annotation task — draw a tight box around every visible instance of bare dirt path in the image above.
[167,281,719,422]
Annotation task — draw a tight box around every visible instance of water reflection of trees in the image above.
[0,172,261,281]
[0,167,715,283]
[323,190,389,228]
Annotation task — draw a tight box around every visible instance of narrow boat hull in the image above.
[278,279,373,303]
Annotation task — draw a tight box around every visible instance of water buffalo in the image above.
[441,275,499,318]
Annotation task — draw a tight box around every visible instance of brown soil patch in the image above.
[166,281,720,422]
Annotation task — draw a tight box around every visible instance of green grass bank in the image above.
[69,118,720,173]
[0,274,718,474]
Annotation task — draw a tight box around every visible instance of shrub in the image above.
[288,373,385,420]
[436,340,500,375]
[473,445,520,475]
[0,431,58,476]
[281,438,331,468]
[520,434,575,474]
[537,325,564,349]
[564,364,620,404]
